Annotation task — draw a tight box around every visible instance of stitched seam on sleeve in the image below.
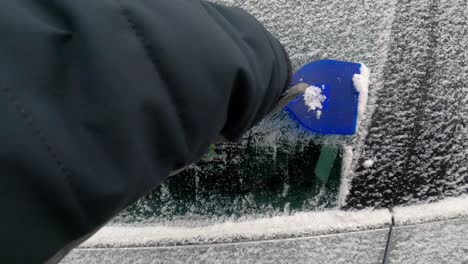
[114,2,159,75]
[114,0,190,168]
[0,86,73,182]
[199,3,259,139]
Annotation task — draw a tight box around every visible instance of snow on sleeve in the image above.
[353,63,370,124]
[303,85,327,119]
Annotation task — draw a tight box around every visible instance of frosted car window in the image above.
[114,134,343,224]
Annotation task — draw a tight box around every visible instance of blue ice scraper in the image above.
[283,60,366,135]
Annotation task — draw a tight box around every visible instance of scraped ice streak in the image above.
[337,66,369,207]
[303,85,326,119]
[353,63,370,126]
[338,146,354,207]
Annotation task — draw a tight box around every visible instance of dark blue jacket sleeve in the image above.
[0,0,290,262]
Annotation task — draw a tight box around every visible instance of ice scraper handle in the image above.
[265,83,310,119]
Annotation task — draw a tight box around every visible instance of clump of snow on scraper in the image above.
[352,63,370,128]
[303,85,326,119]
